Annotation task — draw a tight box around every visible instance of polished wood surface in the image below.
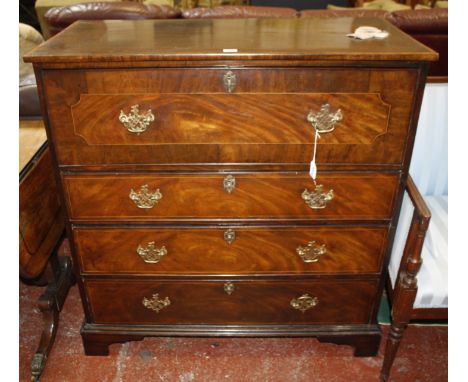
[63,172,399,221]
[44,68,416,166]
[74,226,388,275]
[27,17,433,357]
[85,278,379,325]
[19,120,72,380]
[80,324,381,357]
[72,93,389,145]
[381,176,437,381]
[19,147,64,279]
[24,18,437,64]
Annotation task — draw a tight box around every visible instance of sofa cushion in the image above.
[45,1,181,36]
[182,5,298,19]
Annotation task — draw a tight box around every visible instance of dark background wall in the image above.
[19,0,41,32]
[251,1,351,10]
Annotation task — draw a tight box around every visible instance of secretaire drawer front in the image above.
[63,173,399,221]
[74,226,388,275]
[71,93,389,146]
[43,68,417,166]
[85,279,379,325]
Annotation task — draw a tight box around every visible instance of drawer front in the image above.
[74,226,388,275]
[44,68,417,166]
[63,173,399,221]
[85,279,379,325]
[71,93,389,145]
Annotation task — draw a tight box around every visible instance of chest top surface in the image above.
[24,17,437,64]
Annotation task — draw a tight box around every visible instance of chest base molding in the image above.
[81,323,381,357]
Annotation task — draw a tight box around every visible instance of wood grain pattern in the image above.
[63,172,399,221]
[381,175,433,381]
[19,146,65,279]
[80,323,381,356]
[20,148,61,255]
[26,17,434,356]
[71,93,389,146]
[73,226,388,275]
[43,68,416,166]
[23,18,437,64]
[84,278,379,325]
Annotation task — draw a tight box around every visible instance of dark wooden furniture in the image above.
[381,176,447,381]
[24,17,436,361]
[42,3,448,82]
[19,120,74,381]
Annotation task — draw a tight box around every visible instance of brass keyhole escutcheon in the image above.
[223,175,236,194]
[224,229,236,245]
[223,71,237,93]
[224,282,235,295]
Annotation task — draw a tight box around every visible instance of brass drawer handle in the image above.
[302,185,334,209]
[223,175,236,193]
[290,294,319,313]
[296,241,327,263]
[142,293,171,313]
[137,242,167,264]
[224,229,236,245]
[307,103,342,133]
[119,104,155,134]
[129,184,162,209]
[223,71,236,93]
[224,282,235,295]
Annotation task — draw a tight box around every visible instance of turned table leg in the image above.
[380,323,406,382]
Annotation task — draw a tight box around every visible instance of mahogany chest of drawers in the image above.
[25,17,437,356]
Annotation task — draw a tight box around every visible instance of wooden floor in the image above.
[19,243,447,382]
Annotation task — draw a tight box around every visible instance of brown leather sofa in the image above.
[44,2,181,36]
[43,2,447,79]
[180,4,297,18]
[300,8,447,79]
[390,9,447,79]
